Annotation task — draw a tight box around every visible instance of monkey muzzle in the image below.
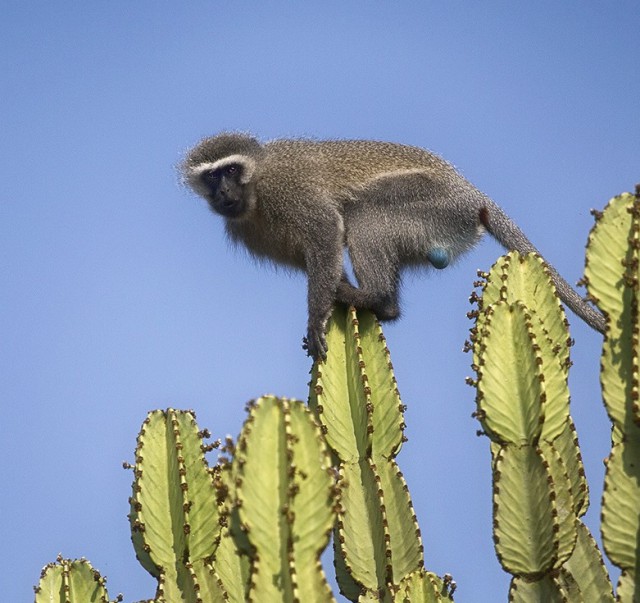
[210,193,247,219]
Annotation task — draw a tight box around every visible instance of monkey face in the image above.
[199,164,248,219]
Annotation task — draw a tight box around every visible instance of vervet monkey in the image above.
[181,133,605,359]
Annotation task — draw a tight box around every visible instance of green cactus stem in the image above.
[128,408,242,602]
[585,189,640,600]
[470,251,613,601]
[34,555,120,603]
[310,305,453,601]
[473,252,571,374]
[309,305,405,462]
[585,191,640,431]
[231,396,336,603]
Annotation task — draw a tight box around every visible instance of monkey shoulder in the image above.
[255,150,341,210]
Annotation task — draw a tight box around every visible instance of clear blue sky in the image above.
[2,2,638,601]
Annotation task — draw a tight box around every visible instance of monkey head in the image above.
[182,133,263,220]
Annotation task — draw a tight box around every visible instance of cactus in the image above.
[310,305,455,602]
[128,401,336,602]
[35,189,640,600]
[128,408,247,602]
[34,555,121,603]
[585,188,640,600]
[229,396,336,602]
[469,252,614,601]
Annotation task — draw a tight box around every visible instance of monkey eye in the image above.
[224,165,240,176]
[201,170,220,184]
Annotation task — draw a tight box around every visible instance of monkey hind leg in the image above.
[337,279,400,320]
[336,246,401,321]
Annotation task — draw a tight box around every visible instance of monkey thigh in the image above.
[340,214,401,320]
[340,172,459,318]
[346,169,477,264]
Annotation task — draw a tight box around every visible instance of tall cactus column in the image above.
[469,252,613,601]
[310,305,455,602]
[127,409,245,602]
[229,396,337,603]
[585,189,640,601]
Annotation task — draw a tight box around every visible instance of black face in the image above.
[199,163,247,219]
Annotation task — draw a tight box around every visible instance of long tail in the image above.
[479,203,606,335]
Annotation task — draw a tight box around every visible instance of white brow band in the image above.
[188,155,257,186]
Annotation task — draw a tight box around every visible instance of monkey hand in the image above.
[303,327,328,361]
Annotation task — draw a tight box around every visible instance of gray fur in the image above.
[181,132,606,359]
